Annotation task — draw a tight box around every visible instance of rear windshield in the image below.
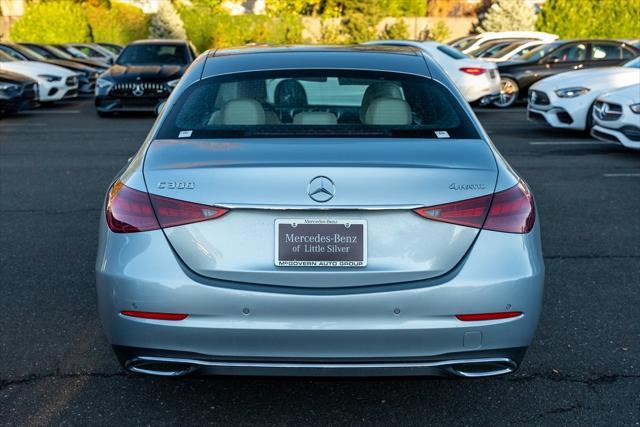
[437,45,468,59]
[117,44,189,66]
[157,70,479,139]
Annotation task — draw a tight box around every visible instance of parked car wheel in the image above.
[494,77,519,108]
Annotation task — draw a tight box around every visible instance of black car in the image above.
[95,39,196,117]
[494,39,640,107]
[0,70,38,116]
[20,43,109,73]
[0,43,100,93]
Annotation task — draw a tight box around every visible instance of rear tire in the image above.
[493,77,519,108]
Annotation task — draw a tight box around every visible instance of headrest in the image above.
[221,98,265,125]
[293,112,338,125]
[364,97,412,125]
[360,82,403,122]
[274,79,308,106]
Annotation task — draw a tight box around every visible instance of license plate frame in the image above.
[274,219,367,267]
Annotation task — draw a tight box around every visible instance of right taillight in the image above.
[484,181,535,233]
[414,181,535,234]
[106,180,228,233]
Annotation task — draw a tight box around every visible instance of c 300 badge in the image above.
[157,181,195,190]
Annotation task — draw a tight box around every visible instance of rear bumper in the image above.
[458,75,501,103]
[96,217,544,377]
[116,346,525,377]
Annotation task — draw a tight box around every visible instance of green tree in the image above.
[425,20,451,41]
[149,0,187,39]
[10,0,92,43]
[319,0,384,43]
[380,19,409,39]
[380,0,427,17]
[265,0,321,16]
[87,2,149,44]
[536,0,640,38]
[474,0,536,32]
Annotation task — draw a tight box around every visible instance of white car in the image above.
[450,31,557,54]
[481,40,547,62]
[590,84,640,150]
[366,40,501,104]
[0,50,79,102]
[527,57,640,131]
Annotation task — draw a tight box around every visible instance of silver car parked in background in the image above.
[96,46,544,378]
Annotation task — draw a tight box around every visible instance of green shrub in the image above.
[206,14,303,49]
[429,20,451,42]
[380,20,409,40]
[537,0,640,38]
[87,2,148,45]
[380,0,427,17]
[10,0,92,43]
[178,3,217,52]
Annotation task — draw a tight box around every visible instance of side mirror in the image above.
[154,101,166,116]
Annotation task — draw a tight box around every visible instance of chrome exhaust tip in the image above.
[447,358,518,378]
[125,357,199,377]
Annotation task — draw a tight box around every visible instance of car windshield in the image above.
[157,69,479,140]
[0,51,16,62]
[517,42,562,61]
[436,45,468,59]
[490,41,529,58]
[47,45,73,60]
[450,36,477,51]
[62,46,89,59]
[116,44,189,66]
[624,57,640,68]
[13,45,46,61]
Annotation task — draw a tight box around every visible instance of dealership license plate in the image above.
[275,219,367,267]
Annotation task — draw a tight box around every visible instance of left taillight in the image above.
[106,180,228,233]
[413,181,535,234]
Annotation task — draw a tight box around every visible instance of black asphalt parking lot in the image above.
[1,98,639,426]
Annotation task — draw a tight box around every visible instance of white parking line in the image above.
[0,122,47,127]
[529,141,602,146]
[603,173,640,177]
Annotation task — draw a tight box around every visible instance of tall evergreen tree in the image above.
[149,1,187,40]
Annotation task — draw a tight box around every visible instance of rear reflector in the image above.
[121,311,188,321]
[413,181,535,234]
[460,67,487,76]
[106,180,228,233]
[456,312,522,321]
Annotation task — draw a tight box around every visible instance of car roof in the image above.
[199,44,431,79]
[210,44,420,57]
[129,39,189,46]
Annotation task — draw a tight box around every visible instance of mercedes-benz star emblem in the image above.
[308,176,335,203]
[132,84,144,97]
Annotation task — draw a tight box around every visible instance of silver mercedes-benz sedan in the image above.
[96,45,544,378]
